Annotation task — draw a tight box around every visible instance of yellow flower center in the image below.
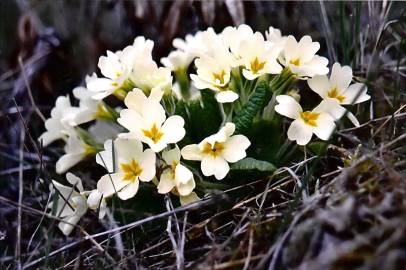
[170,161,178,179]
[327,87,345,103]
[212,70,226,84]
[250,57,266,74]
[111,82,119,87]
[142,123,164,144]
[171,161,178,171]
[289,58,300,66]
[300,111,320,127]
[202,142,225,157]
[121,159,143,182]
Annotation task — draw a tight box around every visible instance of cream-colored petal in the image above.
[242,69,262,81]
[86,78,116,99]
[201,156,229,180]
[57,200,75,218]
[162,146,181,165]
[96,139,114,173]
[275,95,302,119]
[147,139,168,153]
[58,215,81,236]
[214,122,236,143]
[161,116,186,144]
[157,171,175,194]
[312,113,336,141]
[308,75,331,99]
[56,153,85,174]
[180,192,200,206]
[149,87,165,102]
[66,173,83,192]
[341,83,370,105]
[39,130,63,147]
[72,110,96,126]
[287,119,313,145]
[124,88,148,113]
[190,74,216,91]
[87,189,103,209]
[117,109,146,134]
[97,173,127,197]
[314,99,346,120]
[175,164,193,184]
[141,102,167,129]
[115,138,144,163]
[297,35,320,63]
[117,181,139,200]
[215,91,239,103]
[222,135,250,163]
[139,149,156,182]
[330,63,352,91]
[283,35,300,62]
[52,180,75,201]
[346,111,360,127]
[98,51,122,79]
[177,177,195,196]
[300,55,329,77]
[181,144,203,161]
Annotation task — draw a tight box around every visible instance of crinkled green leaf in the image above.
[231,157,276,172]
[233,80,270,134]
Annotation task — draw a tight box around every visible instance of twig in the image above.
[200,255,263,270]
[371,103,406,138]
[254,198,321,270]
[319,0,336,63]
[18,56,46,122]
[22,196,218,269]
[242,227,254,270]
[340,111,406,133]
[15,119,26,270]
[165,197,184,270]
[379,133,406,151]
[0,195,108,268]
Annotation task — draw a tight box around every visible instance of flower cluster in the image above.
[39,24,369,235]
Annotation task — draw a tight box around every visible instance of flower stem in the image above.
[96,102,119,122]
[175,68,190,99]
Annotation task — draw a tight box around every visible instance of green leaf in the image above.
[231,157,276,172]
[307,141,328,155]
[233,79,270,134]
[176,90,222,143]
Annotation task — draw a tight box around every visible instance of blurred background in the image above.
[0,0,405,268]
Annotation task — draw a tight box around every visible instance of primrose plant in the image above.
[39,24,369,235]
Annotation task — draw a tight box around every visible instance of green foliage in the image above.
[231,157,276,172]
[233,70,295,135]
[175,90,222,145]
[233,79,271,134]
[112,184,166,222]
[75,127,103,150]
[307,141,329,155]
[245,119,284,164]
[337,2,362,67]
